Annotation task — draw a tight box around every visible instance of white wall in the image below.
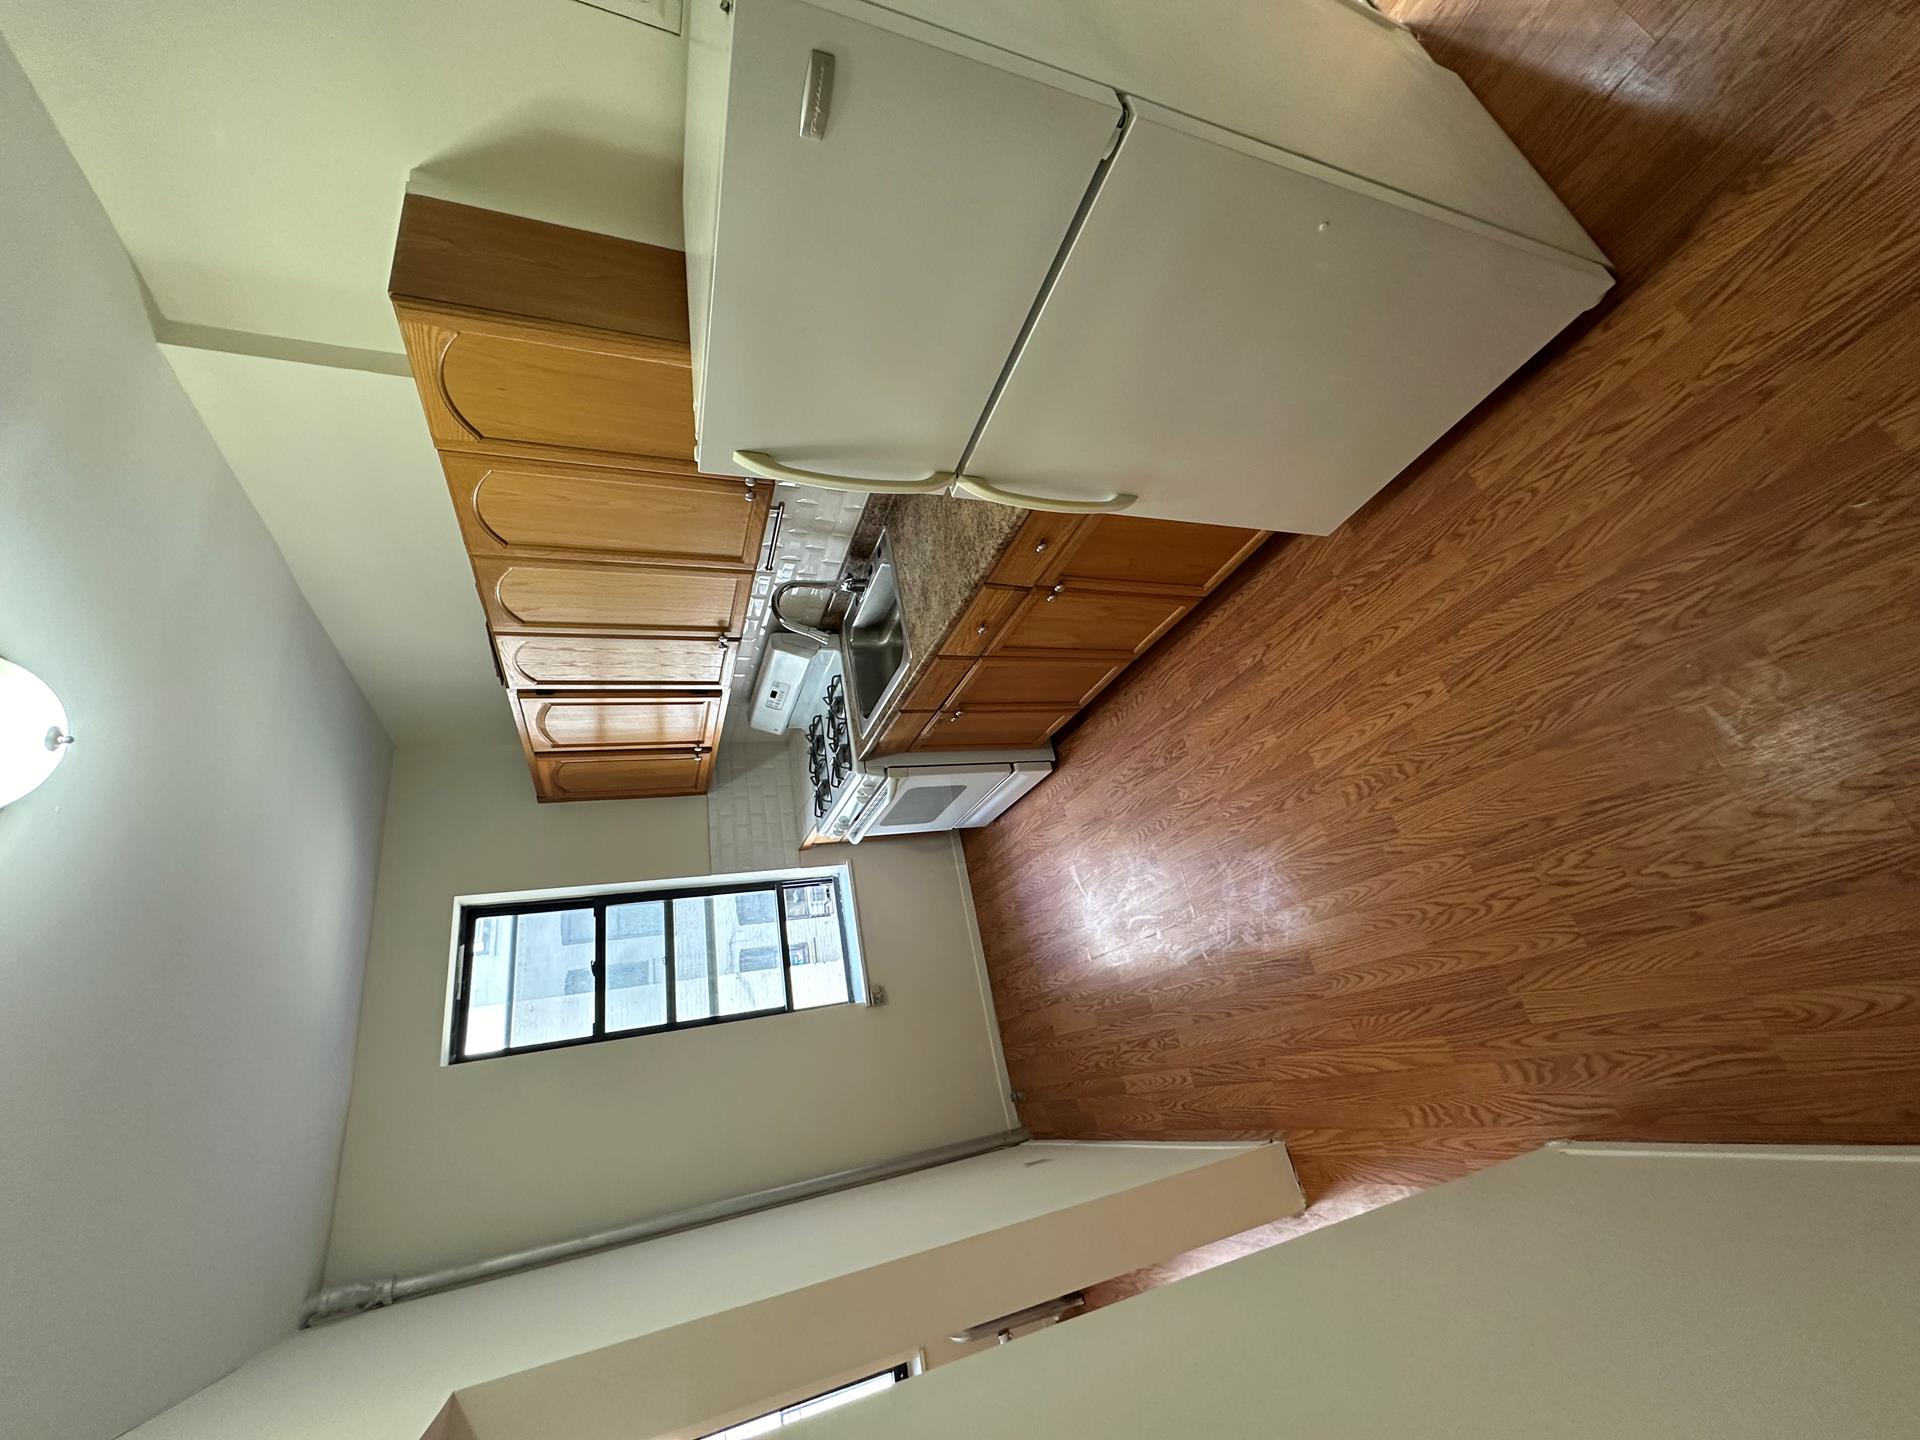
[797,1143,1920,1440]
[0,40,392,1440]
[128,1141,1300,1440]
[323,743,1017,1281]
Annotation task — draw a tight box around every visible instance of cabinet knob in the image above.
[975,623,988,636]
[1034,540,1049,554]
[949,711,963,722]
[1045,584,1064,603]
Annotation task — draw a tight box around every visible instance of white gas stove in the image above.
[793,650,1051,844]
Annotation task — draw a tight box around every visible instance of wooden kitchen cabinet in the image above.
[874,514,1266,759]
[916,705,1077,749]
[392,196,697,471]
[495,634,735,691]
[512,692,723,753]
[985,512,1085,589]
[445,454,769,569]
[993,584,1194,658]
[473,557,753,637]
[531,750,713,803]
[942,585,1029,657]
[1054,514,1267,594]
[869,708,936,755]
[948,655,1127,709]
[392,197,767,803]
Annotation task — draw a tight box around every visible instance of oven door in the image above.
[850,764,1022,841]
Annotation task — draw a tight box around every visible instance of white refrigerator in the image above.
[683,0,1613,534]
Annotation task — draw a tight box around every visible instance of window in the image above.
[702,1365,912,1438]
[450,874,858,1062]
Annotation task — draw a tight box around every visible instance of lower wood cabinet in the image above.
[913,705,1077,750]
[496,633,734,690]
[948,655,1127,709]
[512,692,723,753]
[994,584,1194,657]
[531,750,714,803]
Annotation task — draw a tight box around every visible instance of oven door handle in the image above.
[845,776,898,843]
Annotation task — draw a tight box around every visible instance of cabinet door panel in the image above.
[496,634,734,689]
[532,750,712,802]
[951,655,1126,709]
[516,693,722,753]
[474,558,751,635]
[995,586,1193,657]
[396,304,695,468]
[913,706,1076,750]
[449,455,767,567]
[1060,516,1266,594]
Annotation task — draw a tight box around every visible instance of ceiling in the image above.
[0,0,689,354]
[1,0,691,743]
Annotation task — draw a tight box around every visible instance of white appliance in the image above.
[682,0,1614,534]
[794,653,1050,843]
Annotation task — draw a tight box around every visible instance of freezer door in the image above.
[695,0,1122,485]
[961,100,1614,534]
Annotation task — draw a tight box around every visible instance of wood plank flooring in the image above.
[959,0,1920,1285]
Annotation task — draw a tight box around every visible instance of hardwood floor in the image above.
[960,0,1920,1278]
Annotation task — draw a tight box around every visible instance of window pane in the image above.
[674,892,787,1020]
[506,908,594,1049]
[463,916,510,1058]
[606,899,667,1032]
[784,883,850,1009]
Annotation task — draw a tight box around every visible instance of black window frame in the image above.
[449,876,856,1064]
[698,1363,913,1438]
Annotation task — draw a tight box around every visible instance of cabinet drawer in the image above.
[950,655,1127,709]
[495,634,735,690]
[446,454,769,568]
[912,705,1076,750]
[868,709,935,757]
[994,584,1194,657]
[396,303,696,468]
[474,557,752,636]
[531,750,713,802]
[898,655,974,713]
[514,692,723,753]
[941,585,1027,656]
[986,513,1085,589]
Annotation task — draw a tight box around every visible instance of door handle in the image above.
[953,474,1137,514]
[733,451,953,496]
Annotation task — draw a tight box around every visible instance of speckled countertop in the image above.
[840,491,1028,737]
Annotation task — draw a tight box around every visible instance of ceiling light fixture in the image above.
[0,657,75,808]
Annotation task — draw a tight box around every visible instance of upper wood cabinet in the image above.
[391,196,697,470]
[445,454,769,569]
[531,750,714,803]
[495,634,735,690]
[472,557,754,637]
[513,692,724,754]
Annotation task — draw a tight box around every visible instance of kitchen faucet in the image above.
[770,564,869,649]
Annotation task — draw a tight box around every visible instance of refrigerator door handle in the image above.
[733,451,954,496]
[953,473,1137,514]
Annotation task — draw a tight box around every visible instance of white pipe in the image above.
[302,1126,1029,1326]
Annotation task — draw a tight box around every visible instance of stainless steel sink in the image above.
[842,532,911,740]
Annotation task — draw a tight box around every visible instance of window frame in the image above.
[448,874,858,1065]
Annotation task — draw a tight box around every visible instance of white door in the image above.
[696,0,1122,486]
[960,100,1615,533]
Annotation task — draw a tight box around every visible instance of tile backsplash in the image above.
[709,483,866,871]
